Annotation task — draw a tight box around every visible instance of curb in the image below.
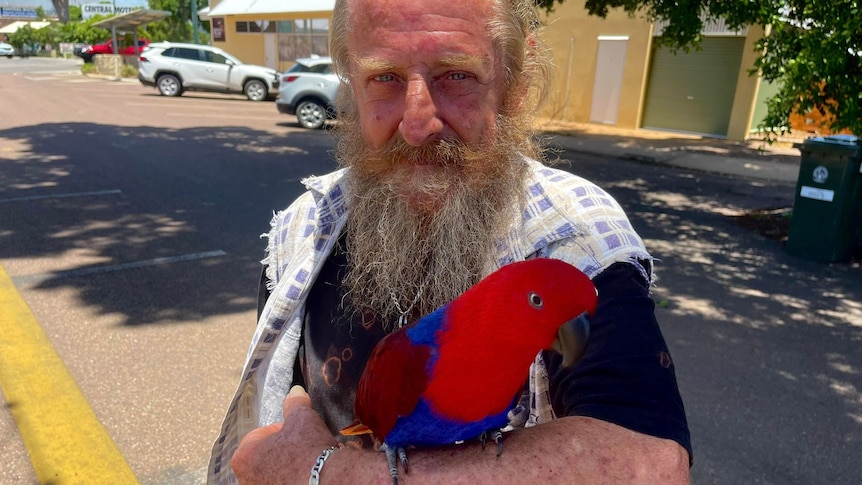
[546,134,801,184]
[82,74,139,83]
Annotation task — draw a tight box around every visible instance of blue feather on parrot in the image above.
[341,258,598,484]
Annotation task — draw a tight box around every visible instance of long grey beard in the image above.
[334,112,536,330]
[343,172,519,329]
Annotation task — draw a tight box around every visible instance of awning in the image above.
[208,0,335,17]
[91,9,172,32]
[0,21,51,34]
[198,6,211,20]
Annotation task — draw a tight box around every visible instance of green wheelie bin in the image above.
[786,135,862,262]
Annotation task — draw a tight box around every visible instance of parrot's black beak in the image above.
[553,311,591,367]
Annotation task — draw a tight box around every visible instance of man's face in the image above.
[338,0,531,325]
[345,0,507,209]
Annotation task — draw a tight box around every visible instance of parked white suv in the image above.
[138,42,280,101]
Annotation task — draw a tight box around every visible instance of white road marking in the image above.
[0,189,123,204]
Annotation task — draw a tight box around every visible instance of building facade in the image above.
[204,0,773,140]
[539,2,767,140]
[204,0,334,73]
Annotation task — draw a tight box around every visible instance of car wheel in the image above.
[296,100,327,129]
[244,80,267,101]
[157,74,182,97]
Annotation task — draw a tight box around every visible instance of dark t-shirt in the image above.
[257,237,693,459]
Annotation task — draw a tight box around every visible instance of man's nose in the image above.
[398,77,444,146]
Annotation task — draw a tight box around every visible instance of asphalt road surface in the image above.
[1,59,860,484]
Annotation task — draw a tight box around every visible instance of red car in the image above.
[78,39,150,63]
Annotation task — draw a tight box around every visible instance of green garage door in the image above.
[642,37,745,137]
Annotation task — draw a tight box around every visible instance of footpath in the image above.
[537,120,804,183]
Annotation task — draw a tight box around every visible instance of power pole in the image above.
[190,0,200,44]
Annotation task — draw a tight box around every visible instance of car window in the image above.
[165,48,202,61]
[309,64,332,74]
[204,51,231,65]
[287,62,332,74]
[286,63,309,73]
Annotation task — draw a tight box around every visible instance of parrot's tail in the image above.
[341,420,374,436]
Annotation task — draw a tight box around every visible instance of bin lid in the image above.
[809,134,860,145]
[801,134,861,157]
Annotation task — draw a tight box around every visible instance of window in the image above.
[236,20,277,34]
[204,50,230,65]
[164,47,203,61]
[277,18,329,60]
[285,61,332,74]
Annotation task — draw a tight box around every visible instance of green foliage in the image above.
[43,0,199,43]
[558,0,862,137]
[7,25,38,53]
[535,0,567,13]
[81,62,97,74]
[48,16,113,44]
[146,0,194,42]
[16,0,197,50]
[120,64,138,77]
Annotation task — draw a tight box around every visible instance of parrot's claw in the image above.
[381,443,408,485]
[398,447,409,472]
[479,430,505,456]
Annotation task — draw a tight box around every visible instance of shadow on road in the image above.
[1,120,860,483]
[0,122,338,327]
[550,155,862,484]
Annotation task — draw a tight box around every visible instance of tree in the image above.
[8,24,39,56]
[52,0,69,23]
[147,0,197,42]
[69,5,82,21]
[538,0,862,137]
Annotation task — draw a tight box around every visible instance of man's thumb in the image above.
[284,385,311,412]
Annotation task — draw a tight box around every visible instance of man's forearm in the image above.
[321,416,690,484]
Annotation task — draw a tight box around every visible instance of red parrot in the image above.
[341,258,598,484]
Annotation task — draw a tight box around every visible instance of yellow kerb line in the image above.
[0,263,139,484]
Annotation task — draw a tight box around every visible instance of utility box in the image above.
[786,135,862,262]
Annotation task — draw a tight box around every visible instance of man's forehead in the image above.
[348,0,496,31]
[352,53,493,73]
[345,0,498,71]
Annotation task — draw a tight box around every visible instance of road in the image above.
[1,58,861,485]
[0,59,337,484]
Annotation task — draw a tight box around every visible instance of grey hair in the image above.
[328,0,553,113]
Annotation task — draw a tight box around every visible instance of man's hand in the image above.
[231,386,338,485]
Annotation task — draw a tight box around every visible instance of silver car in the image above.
[276,56,340,129]
[138,42,280,102]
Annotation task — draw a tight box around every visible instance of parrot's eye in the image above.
[528,292,543,309]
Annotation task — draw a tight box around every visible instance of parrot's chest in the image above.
[384,397,510,448]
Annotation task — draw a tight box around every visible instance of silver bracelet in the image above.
[308,445,338,485]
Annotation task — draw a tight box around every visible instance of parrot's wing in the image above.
[352,329,432,440]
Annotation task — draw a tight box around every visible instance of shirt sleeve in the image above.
[544,261,693,463]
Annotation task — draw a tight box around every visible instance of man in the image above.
[208,0,692,483]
